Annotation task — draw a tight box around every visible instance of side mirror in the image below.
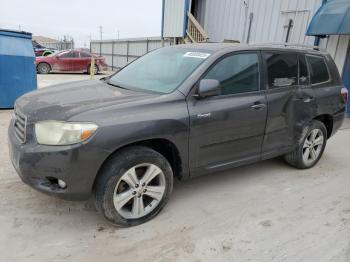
[196,79,220,98]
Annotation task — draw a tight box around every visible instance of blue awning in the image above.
[307,0,350,36]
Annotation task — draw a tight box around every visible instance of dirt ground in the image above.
[1,73,350,262]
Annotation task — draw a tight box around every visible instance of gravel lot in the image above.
[1,73,350,262]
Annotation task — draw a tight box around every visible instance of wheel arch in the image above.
[313,114,333,139]
[92,138,183,192]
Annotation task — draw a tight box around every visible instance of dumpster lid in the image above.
[0,29,32,39]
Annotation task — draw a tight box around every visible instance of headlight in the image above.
[35,121,98,145]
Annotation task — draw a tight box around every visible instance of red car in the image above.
[36,49,107,74]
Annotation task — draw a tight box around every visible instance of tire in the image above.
[94,146,174,227]
[37,63,51,74]
[87,64,99,75]
[284,120,327,169]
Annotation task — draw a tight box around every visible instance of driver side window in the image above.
[204,53,260,95]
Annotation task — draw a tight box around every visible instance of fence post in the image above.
[90,56,95,80]
[126,41,129,63]
[99,41,102,56]
[146,38,149,53]
[112,41,114,71]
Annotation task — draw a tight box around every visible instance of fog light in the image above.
[58,179,67,189]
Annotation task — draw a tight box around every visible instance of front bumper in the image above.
[8,119,110,201]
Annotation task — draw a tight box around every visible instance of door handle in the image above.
[251,103,266,110]
[197,113,211,119]
[303,97,314,103]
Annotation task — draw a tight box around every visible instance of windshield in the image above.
[108,47,212,94]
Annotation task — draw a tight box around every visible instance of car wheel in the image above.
[88,64,99,75]
[284,120,327,169]
[37,63,51,74]
[94,146,174,227]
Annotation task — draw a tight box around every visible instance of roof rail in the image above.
[250,42,324,51]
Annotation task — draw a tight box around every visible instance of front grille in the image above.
[14,109,27,143]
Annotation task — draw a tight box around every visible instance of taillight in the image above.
[341,87,348,103]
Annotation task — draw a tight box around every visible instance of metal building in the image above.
[32,36,74,50]
[161,0,350,78]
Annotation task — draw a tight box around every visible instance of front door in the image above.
[187,52,267,175]
[54,50,74,71]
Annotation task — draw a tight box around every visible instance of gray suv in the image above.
[8,43,348,226]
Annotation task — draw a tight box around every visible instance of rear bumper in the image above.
[331,110,346,137]
[98,64,108,72]
[8,120,110,201]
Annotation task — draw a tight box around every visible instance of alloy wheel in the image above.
[302,129,324,166]
[113,163,166,219]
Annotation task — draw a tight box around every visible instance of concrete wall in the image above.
[90,37,171,70]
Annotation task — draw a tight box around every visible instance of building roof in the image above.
[32,36,59,44]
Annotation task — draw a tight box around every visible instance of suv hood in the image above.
[16,80,155,122]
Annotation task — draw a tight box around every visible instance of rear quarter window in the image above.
[306,55,330,85]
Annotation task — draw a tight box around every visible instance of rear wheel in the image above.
[284,120,327,169]
[94,146,173,227]
[87,64,98,75]
[37,63,51,74]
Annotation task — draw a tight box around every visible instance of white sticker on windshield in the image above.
[184,52,210,59]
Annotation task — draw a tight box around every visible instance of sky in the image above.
[0,0,163,47]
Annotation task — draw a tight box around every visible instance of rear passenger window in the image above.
[307,55,330,85]
[80,52,91,58]
[204,53,259,95]
[264,53,298,88]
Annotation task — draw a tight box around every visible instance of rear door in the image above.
[261,52,299,158]
[70,51,83,71]
[261,51,317,159]
[79,51,92,72]
[187,51,267,174]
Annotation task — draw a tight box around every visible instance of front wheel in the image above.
[37,63,51,74]
[284,120,327,169]
[94,146,174,227]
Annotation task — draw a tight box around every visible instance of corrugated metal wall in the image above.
[162,0,187,37]
[90,37,171,70]
[320,35,350,75]
[192,0,349,74]
[199,0,322,45]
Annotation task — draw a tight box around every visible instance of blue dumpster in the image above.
[0,29,37,108]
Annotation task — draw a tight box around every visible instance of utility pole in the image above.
[99,26,103,40]
[117,30,120,40]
